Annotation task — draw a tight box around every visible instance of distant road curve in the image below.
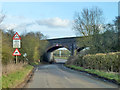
[54,58,67,64]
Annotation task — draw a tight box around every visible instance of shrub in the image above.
[73,52,120,72]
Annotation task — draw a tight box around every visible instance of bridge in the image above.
[43,36,86,62]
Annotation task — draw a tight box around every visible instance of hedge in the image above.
[75,52,120,72]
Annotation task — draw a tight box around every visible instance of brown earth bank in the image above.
[2,63,26,76]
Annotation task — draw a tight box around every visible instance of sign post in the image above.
[12,48,21,63]
[12,32,21,63]
[16,55,17,64]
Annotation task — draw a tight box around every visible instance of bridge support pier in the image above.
[43,52,54,62]
[70,43,75,56]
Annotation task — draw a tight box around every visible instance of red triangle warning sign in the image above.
[12,48,21,56]
[13,32,21,40]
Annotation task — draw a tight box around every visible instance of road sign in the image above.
[12,48,21,56]
[13,32,21,40]
[13,32,21,48]
[13,40,21,48]
[56,44,59,46]
[23,53,27,57]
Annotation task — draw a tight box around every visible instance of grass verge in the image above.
[2,65,33,88]
[0,77,1,89]
[65,64,120,84]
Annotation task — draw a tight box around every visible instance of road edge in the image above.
[64,64,120,86]
[15,67,35,88]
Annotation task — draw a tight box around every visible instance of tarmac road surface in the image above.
[27,60,118,88]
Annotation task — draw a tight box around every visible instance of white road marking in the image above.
[36,67,38,71]
[64,76,72,83]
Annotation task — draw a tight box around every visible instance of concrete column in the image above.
[59,50,61,57]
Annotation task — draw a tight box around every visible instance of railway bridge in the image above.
[44,36,85,62]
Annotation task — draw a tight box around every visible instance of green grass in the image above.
[2,65,33,88]
[0,77,2,89]
[65,65,120,83]
[54,56,68,60]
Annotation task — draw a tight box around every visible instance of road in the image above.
[27,59,118,88]
[54,58,68,64]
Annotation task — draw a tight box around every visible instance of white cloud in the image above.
[0,22,35,31]
[1,15,71,30]
[0,14,75,38]
[36,17,70,28]
[0,15,35,31]
[0,23,18,30]
[4,15,35,25]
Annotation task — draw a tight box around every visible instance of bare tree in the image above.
[0,11,5,25]
[73,7,103,36]
[73,7,104,53]
[114,16,120,51]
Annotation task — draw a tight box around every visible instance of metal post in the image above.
[16,55,17,64]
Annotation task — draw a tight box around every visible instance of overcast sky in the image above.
[0,2,118,39]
